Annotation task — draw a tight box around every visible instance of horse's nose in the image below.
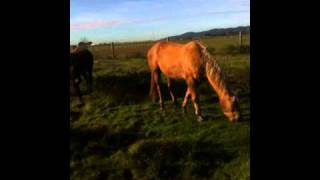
[233,112,239,119]
[232,113,241,122]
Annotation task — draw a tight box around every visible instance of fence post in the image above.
[111,42,115,58]
[239,31,242,48]
[166,37,169,42]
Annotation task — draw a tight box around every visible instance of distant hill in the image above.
[166,26,250,40]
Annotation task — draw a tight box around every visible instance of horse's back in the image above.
[147,41,203,79]
[71,50,93,67]
[148,41,200,60]
[148,41,186,63]
[70,49,94,77]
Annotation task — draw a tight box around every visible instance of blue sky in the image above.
[70,0,250,44]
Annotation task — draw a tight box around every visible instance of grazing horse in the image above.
[147,40,240,122]
[70,49,94,106]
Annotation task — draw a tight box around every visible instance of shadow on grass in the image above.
[70,111,82,122]
[70,120,237,179]
[76,69,248,109]
[70,120,143,161]
[92,71,247,100]
[92,71,190,106]
[129,139,234,179]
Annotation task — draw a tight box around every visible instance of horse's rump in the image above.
[70,49,94,104]
[70,49,93,76]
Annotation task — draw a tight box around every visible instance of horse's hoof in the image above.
[77,103,84,108]
[197,116,204,122]
[76,100,84,108]
[181,107,186,114]
[173,101,179,108]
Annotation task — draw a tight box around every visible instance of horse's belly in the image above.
[159,64,184,78]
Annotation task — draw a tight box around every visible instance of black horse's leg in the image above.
[82,70,92,94]
[86,69,93,93]
[75,76,82,86]
[89,69,93,93]
[71,78,83,107]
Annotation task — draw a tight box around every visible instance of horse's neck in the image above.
[211,75,231,101]
[203,54,232,101]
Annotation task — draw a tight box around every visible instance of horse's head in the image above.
[220,95,241,122]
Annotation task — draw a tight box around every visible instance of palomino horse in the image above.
[147,40,240,122]
[70,48,94,106]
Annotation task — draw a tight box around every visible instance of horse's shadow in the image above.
[91,71,191,105]
[90,70,246,102]
[70,111,81,122]
[70,123,235,179]
[74,70,249,122]
[130,139,235,179]
[70,120,143,160]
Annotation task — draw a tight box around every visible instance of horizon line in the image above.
[70,24,250,45]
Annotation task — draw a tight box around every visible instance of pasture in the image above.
[70,34,250,180]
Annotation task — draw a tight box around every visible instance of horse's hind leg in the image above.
[71,78,84,107]
[167,78,177,105]
[153,70,164,111]
[182,88,190,113]
[87,69,93,93]
[82,69,93,94]
[149,71,157,102]
[75,75,82,85]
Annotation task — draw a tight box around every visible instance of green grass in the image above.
[71,36,250,180]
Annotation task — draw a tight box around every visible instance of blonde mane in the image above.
[197,41,233,98]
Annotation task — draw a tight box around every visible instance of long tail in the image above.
[147,47,157,98]
[149,71,155,97]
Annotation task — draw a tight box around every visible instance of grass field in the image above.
[88,33,250,60]
[70,35,250,180]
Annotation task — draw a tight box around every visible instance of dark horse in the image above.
[70,49,94,106]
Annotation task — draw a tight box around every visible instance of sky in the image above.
[70,0,250,44]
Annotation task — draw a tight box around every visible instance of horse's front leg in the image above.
[190,87,203,122]
[187,78,203,122]
[167,78,178,106]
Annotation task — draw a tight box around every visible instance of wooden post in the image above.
[111,42,115,58]
[239,31,243,48]
[166,37,169,42]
